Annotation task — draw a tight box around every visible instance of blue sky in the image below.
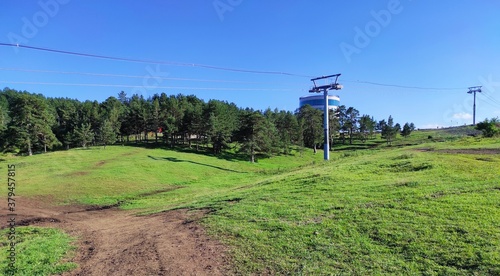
[1,0,500,128]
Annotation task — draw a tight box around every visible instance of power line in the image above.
[479,96,500,109]
[478,97,500,109]
[481,90,500,106]
[0,67,279,85]
[0,80,293,91]
[0,43,313,78]
[481,94,500,106]
[0,43,479,93]
[1,66,471,93]
[343,80,463,91]
[2,67,460,91]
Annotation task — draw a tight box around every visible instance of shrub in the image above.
[476,118,499,137]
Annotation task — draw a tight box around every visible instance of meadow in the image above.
[1,128,499,275]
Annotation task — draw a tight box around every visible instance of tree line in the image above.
[0,88,414,161]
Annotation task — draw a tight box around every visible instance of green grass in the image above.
[8,144,321,210]
[0,227,77,275]
[1,129,499,274]
[197,146,500,274]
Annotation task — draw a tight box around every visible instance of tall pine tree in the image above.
[6,94,60,155]
[297,105,323,154]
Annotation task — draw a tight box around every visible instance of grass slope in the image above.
[0,227,76,275]
[8,145,319,209]
[0,129,499,274]
[200,144,500,274]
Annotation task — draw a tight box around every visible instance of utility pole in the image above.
[309,74,343,161]
[467,86,482,125]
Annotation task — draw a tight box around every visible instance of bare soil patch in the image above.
[137,186,182,197]
[416,148,500,155]
[1,197,230,276]
[438,148,500,155]
[67,171,90,177]
[94,160,107,167]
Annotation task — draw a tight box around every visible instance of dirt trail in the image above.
[415,148,500,154]
[1,197,229,276]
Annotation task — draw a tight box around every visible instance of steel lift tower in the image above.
[467,86,482,125]
[309,74,343,161]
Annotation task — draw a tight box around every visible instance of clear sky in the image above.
[1,0,500,128]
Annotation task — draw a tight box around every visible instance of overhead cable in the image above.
[0,80,293,91]
[0,67,281,84]
[343,80,463,91]
[0,43,313,78]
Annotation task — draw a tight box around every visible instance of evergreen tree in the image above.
[62,132,74,150]
[101,96,126,135]
[345,107,359,144]
[98,120,117,149]
[260,113,279,154]
[0,88,392,157]
[297,105,323,154]
[394,123,401,133]
[36,128,61,153]
[368,116,377,139]
[203,100,238,154]
[183,95,205,149]
[328,110,340,147]
[128,95,149,142]
[50,97,79,149]
[158,94,184,147]
[0,94,10,148]
[74,123,95,148]
[381,115,398,145]
[276,110,299,155]
[401,122,414,138]
[5,94,60,155]
[149,96,161,143]
[118,91,128,104]
[236,111,273,162]
[337,105,348,144]
[77,100,101,146]
[359,115,369,142]
[376,119,386,132]
[359,115,375,142]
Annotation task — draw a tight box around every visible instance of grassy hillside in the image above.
[198,141,500,274]
[7,145,320,210]
[1,129,499,274]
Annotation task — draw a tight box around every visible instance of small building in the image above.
[299,94,340,111]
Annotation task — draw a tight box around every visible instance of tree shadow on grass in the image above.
[147,155,246,173]
[123,142,254,162]
[331,143,380,151]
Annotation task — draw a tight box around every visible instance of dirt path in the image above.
[415,148,500,154]
[1,197,230,276]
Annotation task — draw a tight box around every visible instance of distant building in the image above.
[299,94,340,111]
